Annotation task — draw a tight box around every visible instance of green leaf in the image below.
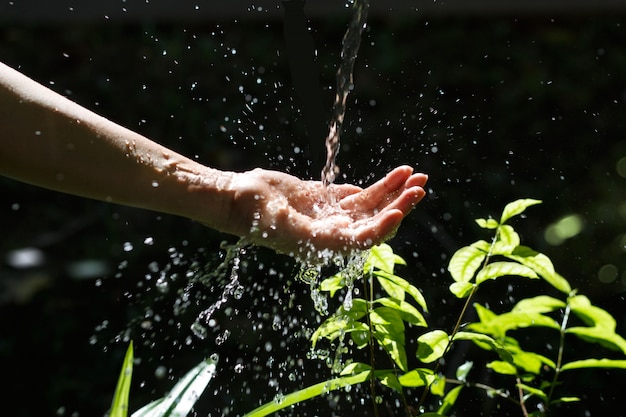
[366,243,396,274]
[512,295,566,314]
[449,281,475,298]
[319,274,346,297]
[496,225,521,253]
[438,385,463,415]
[416,330,449,363]
[430,374,446,396]
[375,270,428,312]
[311,298,368,342]
[468,308,560,339]
[371,307,408,371]
[375,297,428,327]
[566,295,626,353]
[499,199,542,225]
[340,362,371,375]
[110,341,134,417]
[452,331,513,363]
[448,242,488,283]
[475,261,539,285]
[243,371,372,417]
[517,383,548,402]
[506,246,571,294]
[132,354,218,417]
[456,361,473,382]
[561,358,626,372]
[487,360,517,375]
[378,372,403,393]
[398,368,435,387]
[476,218,500,229]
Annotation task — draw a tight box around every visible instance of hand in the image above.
[228,166,428,260]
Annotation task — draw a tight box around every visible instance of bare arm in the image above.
[0,62,428,257]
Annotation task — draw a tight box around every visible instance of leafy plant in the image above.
[110,199,626,417]
[246,199,626,416]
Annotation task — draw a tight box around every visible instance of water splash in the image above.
[321,0,370,201]
[190,242,248,339]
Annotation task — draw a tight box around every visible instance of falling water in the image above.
[321,0,370,201]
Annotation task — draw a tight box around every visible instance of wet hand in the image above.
[229,166,427,259]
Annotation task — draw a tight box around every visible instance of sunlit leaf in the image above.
[132,355,218,417]
[566,295,626,353]
[475,261,539,285]
[430,374,446,396]
[456,361,473,382]
[110,341,134,417]
[243,371,373,417]
[375,297,428,327]
[476,218,500,229]
[319,274,345,297]
[506,246,571,294]
[468,309,560,339]
[487,360,517,375]
[448,242,488,283]
[499,199,542,225]
[449,281,475,298]
[378,371,403,393]
[438,385,463,415]
[550,396,581,404]
[512,295,566,314]
[340,362,371,375]
[560,358,626,372]
[452,331,513,363]
[311,299,369,346]
[371,307,408,371]
[398,368,435,387]
[416,330,449,363]
[496,225,521,253]
[517,382,548,402]
[366,243,396,274]
[375,270,428,311]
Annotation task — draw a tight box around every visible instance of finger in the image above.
[405,173,428,189]
[331,183,363,200]
[339,165,413,211]
[378,185,426,216]
[351,208,405,248]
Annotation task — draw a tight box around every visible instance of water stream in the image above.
[321,0,370,201]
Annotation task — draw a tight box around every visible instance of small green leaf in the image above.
[499,199,542,225]
[456,361,473,382]
[110,341,134,417]
[487,360,517,375]
[496,225,521,253]
[476,218,499,229]
[550,397,581,404]
[378,372,403,393]
[430,374,446,396]
[475,261,539,285]
[340,362,371,375]
[512,295,566,314]
[375,270,428,312]
[566,295,626,353]
[517,382,548,402]
[398,368,435,387]
[319,274,345,297]
[366,243,396,274]
[449,281,475,298]
[375,297,428,327]
[416,330,449,363]
[371,307,408,370]
[560,358,626,372]
[506,246,571,294]
[452,331,513,363]
[448,242,488,283]
[438,385,463,415]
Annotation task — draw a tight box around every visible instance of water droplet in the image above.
[122,242,133,252]
[191,321,207,339]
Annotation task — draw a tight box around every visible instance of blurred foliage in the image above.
[0,10,625,417]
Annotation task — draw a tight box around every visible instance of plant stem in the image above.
[545,299,572,411]
[516,376,530,417]
[363,269,380,417]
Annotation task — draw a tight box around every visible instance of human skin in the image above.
[0,62,427,258]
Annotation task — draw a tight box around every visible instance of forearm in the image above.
[0,62,237,233]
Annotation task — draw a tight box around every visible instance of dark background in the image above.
[1,1,625,416]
